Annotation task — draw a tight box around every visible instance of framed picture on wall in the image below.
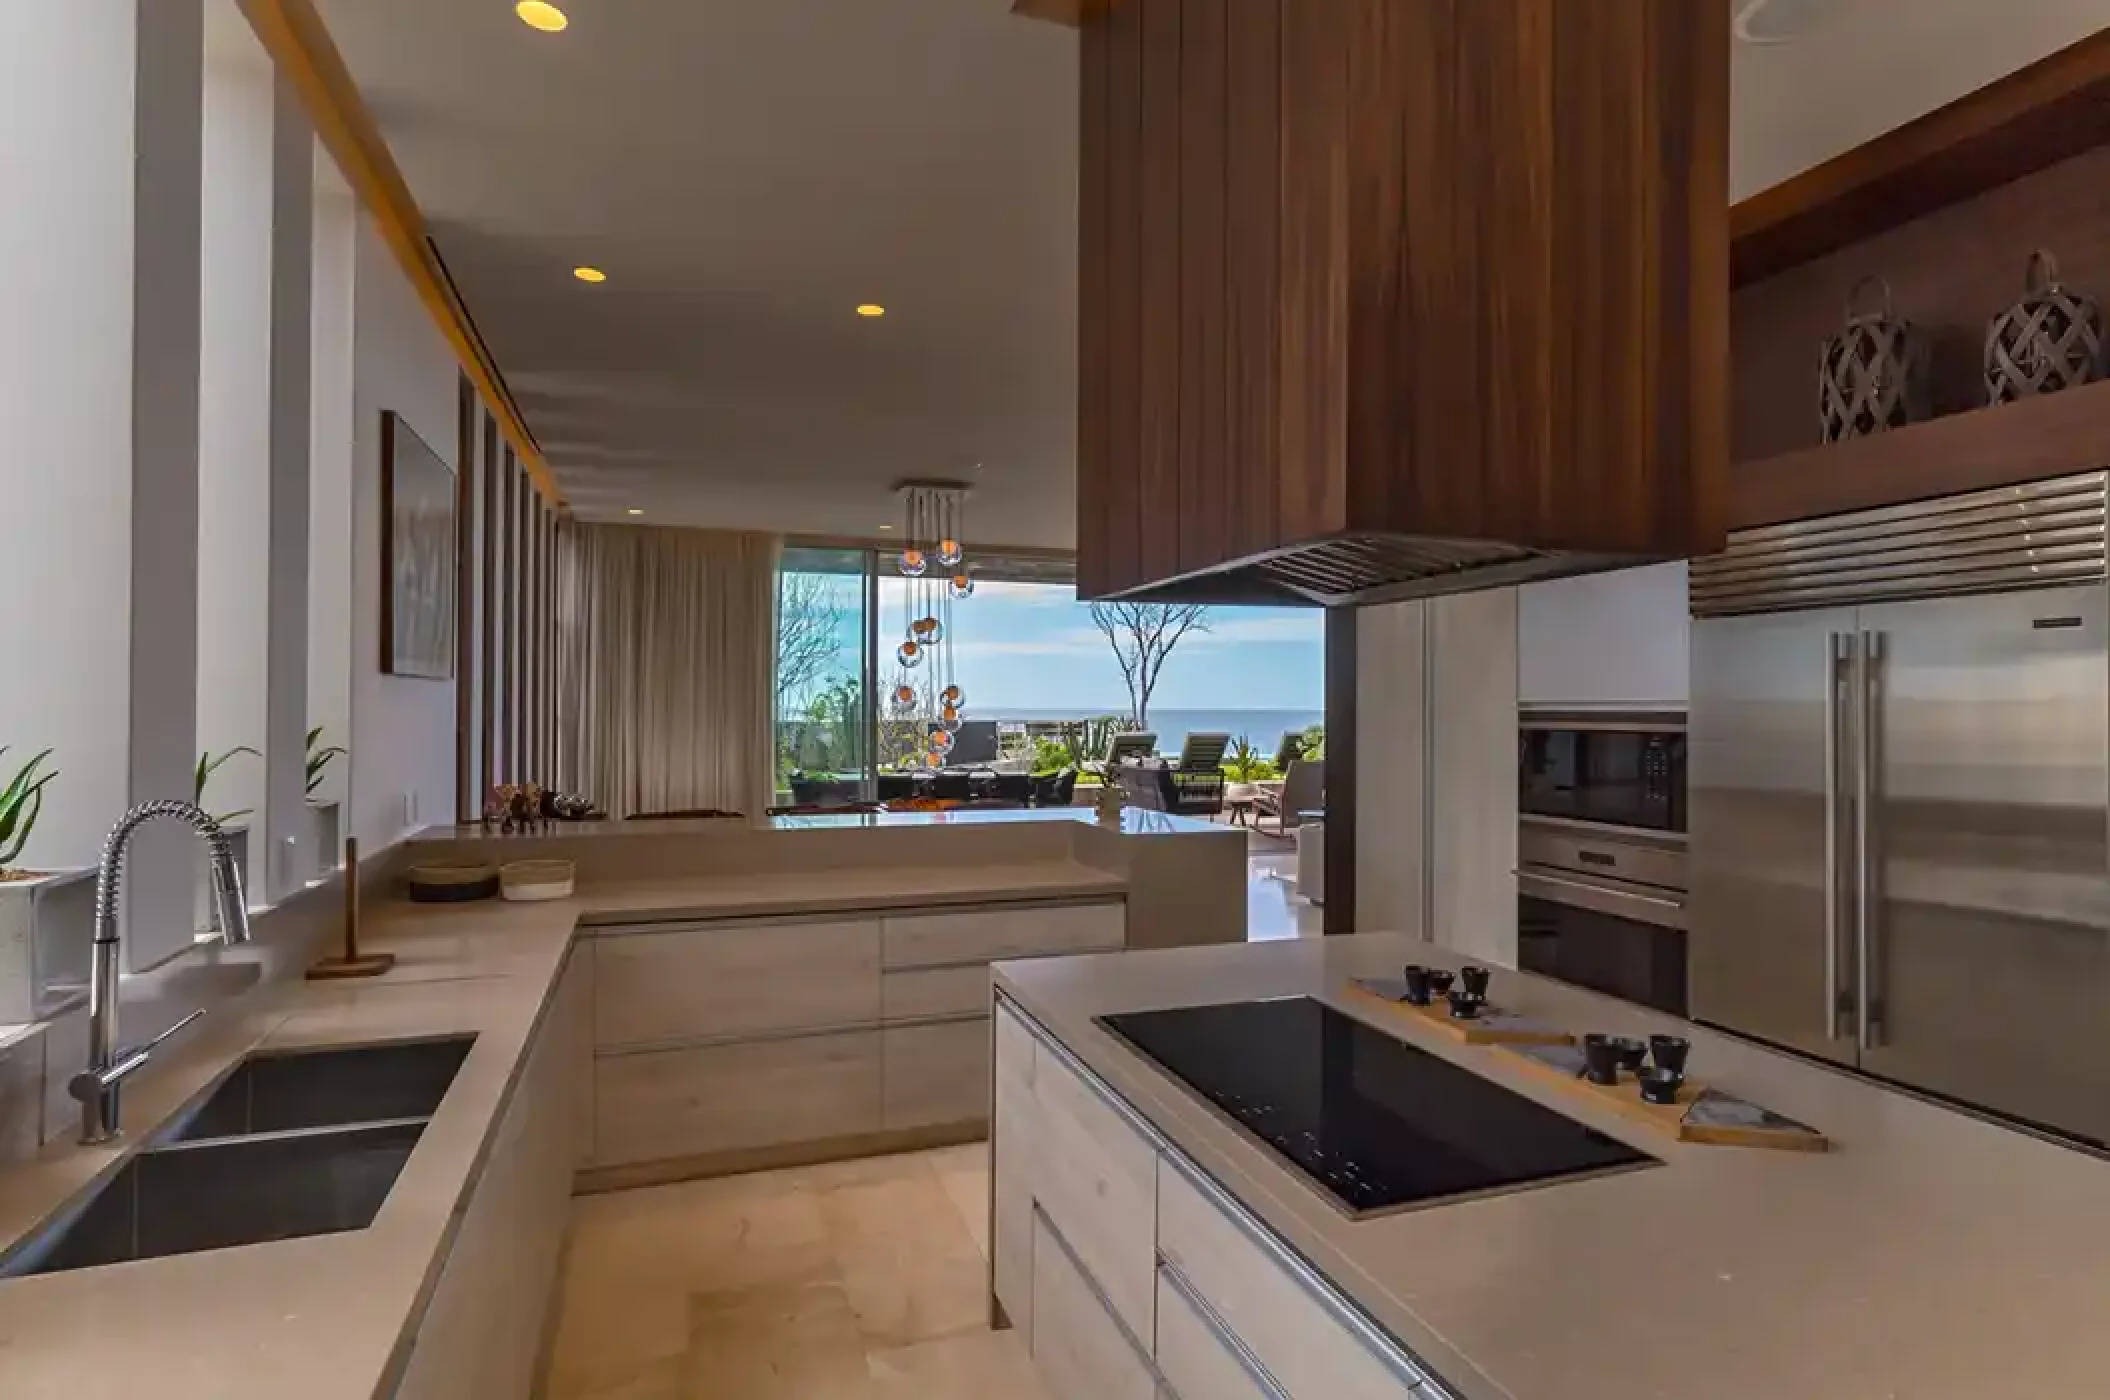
[380,410,458,679]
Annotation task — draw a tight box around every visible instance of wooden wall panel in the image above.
[1073,0,1728,598]
[1136,0,1184,586]
[1101,0,1146,595]
[480,420,500,797]
[1075,16,1113,598]
[1273,0,1349,546]
[1175,0,1227,577]
[1222,2,1280,563]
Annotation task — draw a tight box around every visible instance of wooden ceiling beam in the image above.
[237,0,564,508]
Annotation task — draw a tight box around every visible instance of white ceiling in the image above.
[314,0,2110,546]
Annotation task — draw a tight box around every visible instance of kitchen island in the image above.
[992,935,2110,1400]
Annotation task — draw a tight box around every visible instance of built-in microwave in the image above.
[1517,711,1685,835]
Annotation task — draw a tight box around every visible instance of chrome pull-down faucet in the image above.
[70,800,253,1145]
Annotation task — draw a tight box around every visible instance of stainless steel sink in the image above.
[2,1121,424,1275]
[0,1035,477,1278]
[156,1036,474,1143]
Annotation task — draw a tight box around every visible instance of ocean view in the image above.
[978,707,1323,756]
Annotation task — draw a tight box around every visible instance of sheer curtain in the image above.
[555,524,780,819]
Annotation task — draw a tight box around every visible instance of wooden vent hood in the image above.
[1069,0,1730,605]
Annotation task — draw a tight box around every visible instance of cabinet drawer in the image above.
[881,900,1123,969]
[880,1018,990,1131]
[1156,1162,1426,1400]
[592,916,880,1049]
[1155,1265,1281,1400]
[592,1030,881,1167]
[881,964,990,1021]
[1031,1037,1157,1342]
[1031,1207,1157,1400]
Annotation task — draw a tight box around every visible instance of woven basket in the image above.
[1986,249,2103,403]
[1819,276,1930,442]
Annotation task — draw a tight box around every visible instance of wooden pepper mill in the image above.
[306,837,396,980]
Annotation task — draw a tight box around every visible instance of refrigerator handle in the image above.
[1823,631,1848,1041]
[1857,629,1883,1051]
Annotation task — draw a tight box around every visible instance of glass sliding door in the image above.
[774,547,874,805]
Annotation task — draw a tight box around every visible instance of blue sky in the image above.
[878,579,1324,714]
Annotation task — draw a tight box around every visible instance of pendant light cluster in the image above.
[889,482,976,768]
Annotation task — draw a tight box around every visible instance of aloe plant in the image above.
[0,747,56,871]
[305,726,346,798]
[195,746,260,826]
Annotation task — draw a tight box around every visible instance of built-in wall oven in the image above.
[1516,712,1689,1014]
[1519,710,1685,833]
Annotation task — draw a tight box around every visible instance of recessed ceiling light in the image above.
[879,524,894,530]
[626,508,643,516]
[856,304,886,318]
[516,1,569,33]
[573,266,607,284]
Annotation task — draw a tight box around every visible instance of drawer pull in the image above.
[1157,1259,1290,1399]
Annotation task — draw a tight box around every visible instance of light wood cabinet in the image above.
[993,1003,1037,1341]
[395,954,581,1399]
[1030,1207,1158,1400]
[592,1030,882,1168]
[881,963,990,1021]
[1155,1265,1280,1400]
[881,900,1123,970]
[880,1018,990,1131]
[592,915,880,1050]
[1156,1160,1421,1400]
[1030,1035,1158,1341]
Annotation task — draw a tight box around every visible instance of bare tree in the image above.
[1088,601,1212,728]
[775,570,845,715]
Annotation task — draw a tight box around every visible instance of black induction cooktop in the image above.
[1097,997,1655,1216]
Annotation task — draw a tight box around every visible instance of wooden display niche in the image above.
[1728,43,2110,530]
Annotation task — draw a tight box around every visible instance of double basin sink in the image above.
[0,1036,474,1277]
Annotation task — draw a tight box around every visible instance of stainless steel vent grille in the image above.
[1689,471,2108,616]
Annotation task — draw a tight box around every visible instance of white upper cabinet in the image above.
[1517,563,1689,709]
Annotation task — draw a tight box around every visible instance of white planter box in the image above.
[306,801,342,882]
[0,868,95,1023]
[194,824,252,935]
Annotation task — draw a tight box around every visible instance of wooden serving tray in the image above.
[1346,979,1575,1048]
[1497,1042,1830,1153]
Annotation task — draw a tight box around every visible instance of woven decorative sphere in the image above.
[1819,276,1929,442]
[1986,250,2103,404]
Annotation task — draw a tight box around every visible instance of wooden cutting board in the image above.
[1497,1041,1830,1152]
[1346,978,1575,1047]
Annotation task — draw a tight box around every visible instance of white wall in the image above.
[197,10,275,831]
[349,218,459,850]
[1356,600,1426,939]
[308,152,356,810]
[0,4,138,869]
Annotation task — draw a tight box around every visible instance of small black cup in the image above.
[1426,969,1457,999]
[1460,964,1491,999]
[1649,1034,1690,1076]
[1581,1033,1623,1086]
[1613,1036,1649,1074]
[1447,989,1485,1020]
[1638,1067,1685,1105]
[1402,964,1432,1006]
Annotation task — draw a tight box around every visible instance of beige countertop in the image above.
[994,935,2110,1400]
[419,805,1233,839]
[0,859,1126,1400]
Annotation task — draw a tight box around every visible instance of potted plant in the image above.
[0,748,92,1022]
[305,727,346,878]
[1221,735,1278,812]
[194,745,257,933]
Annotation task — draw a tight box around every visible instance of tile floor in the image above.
[542,1144,1046,1399]
[1240,827,1324,940]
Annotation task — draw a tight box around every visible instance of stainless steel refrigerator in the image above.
[1689,472,2110,1143]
